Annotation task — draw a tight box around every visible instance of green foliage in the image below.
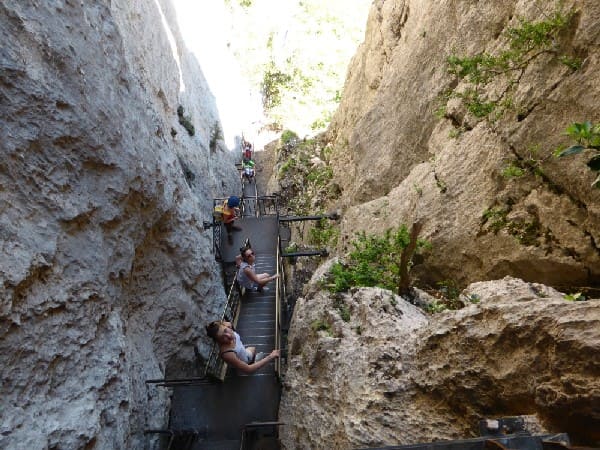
[327,226,429,293]
[554,121,600,188]
[564,121,600,147]
[275,136,340,217]
[311,319,332,334]
[436,177,448,193]
[306,166,333,186]
[506,219,541,246]
[434,104,447,119]
[502,163,526,178]
[467,293,481,304]
[564,292,586,302]
[209,122,223,152]
[281,130,299,145]
[222,0,371,135]
[506,12,570,51]
[444,11,575,121]
[261,64,293,109]
[481,207,508,233]
[503,145,548,180]
[559,55,582,70]
[426,301,448,314]
[279,158,297,176]
[448,126,466,139]
[310,109,334,131]
[177,105,195,136]
[481,205,542,246]
[436,280,460,300]
[284,242,299,254]
[334,298,351,322]
[309,218,339,248]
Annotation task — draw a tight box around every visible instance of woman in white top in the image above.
[236,247,278,292]
[205,321,280,374]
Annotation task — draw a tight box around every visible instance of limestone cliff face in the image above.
[328,0,600,287]
[279,274,600,449]
[0,1,237,449]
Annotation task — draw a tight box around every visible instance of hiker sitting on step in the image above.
[206,320,280,374]
[237,247,278,292]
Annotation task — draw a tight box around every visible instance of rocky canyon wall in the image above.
[327,0,600,288]
[0,1,238,449]
[279,273,600,449]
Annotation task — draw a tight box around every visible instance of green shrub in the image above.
[444,11,575,121]
[209,122,223,152]
[502,163,526,178]
[262,64,293,109]
[564,292,586,302]
[334,299,351,322]
[559,55,582,71]
[554,121,600,188]
[327,226,429,293]
[284,242,299,254]
[177,105,195,136]
[309,218,339,248]
[311,319,332,334]
[279,158,296,176]
[281,129,298,145]
[481,207,508,233]
[306,166,333,186]
[426,301,448,314]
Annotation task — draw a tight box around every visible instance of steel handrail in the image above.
[203,273,242,380]
[275,236,281,376]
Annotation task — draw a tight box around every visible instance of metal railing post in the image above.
[275,237,281,376]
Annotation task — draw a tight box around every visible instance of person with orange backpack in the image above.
[221,196,241,243]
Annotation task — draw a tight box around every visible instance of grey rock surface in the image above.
[279,276,600,449]
[327,0,600,287]
[0,1,239,448]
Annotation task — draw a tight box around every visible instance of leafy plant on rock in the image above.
[311,319,332,335]
[209,122,223,152]
[327,225,429,295]
[444,10,576,122]
[309,218,339,248]
[554,121,600,188]
[177,105,195,136]
[261,63,293,110]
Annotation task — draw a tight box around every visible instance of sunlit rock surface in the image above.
[279,275,599,449]
[0,1,238,448]
[328,0,600,287]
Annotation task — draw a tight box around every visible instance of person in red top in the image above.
[243,141,252,160]
[222,196,242,243]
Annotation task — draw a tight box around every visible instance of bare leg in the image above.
[257,273,279,287]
